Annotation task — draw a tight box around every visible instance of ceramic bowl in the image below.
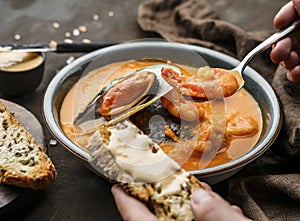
[0,52,45,97]
[43,41,282,184]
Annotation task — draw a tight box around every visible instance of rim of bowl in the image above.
[43,40,282,176]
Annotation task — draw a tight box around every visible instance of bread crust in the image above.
[0,101,56,190]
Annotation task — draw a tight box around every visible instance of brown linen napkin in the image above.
[137,0,300,220]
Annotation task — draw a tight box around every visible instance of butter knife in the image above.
[0,41,116,53]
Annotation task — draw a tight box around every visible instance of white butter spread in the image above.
[0,52,43,71]
[107,122,181,183]
[154,170,190,197]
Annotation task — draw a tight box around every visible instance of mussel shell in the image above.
[99,70,158,118]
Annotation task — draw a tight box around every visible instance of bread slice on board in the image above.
[0,101,56,190]
[88,121,203,221]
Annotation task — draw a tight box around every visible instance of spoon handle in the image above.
[235,19,300,73]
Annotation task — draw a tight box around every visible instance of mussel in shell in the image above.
[74,64,178,126]
[99,70,159,119]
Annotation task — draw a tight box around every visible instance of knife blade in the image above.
[0,41,117,53]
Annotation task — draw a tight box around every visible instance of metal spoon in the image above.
[234,19,300,91]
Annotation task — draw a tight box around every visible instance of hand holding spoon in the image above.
[233,18,300,91]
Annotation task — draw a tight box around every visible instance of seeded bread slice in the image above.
[87,121,203,221]
[121,173,202,221]
[0,101,56,190]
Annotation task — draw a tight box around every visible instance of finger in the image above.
[207,190,232,205]
[200,182,212,191]
[111,185,158,221]
[282,50,300,69]
[287,65,300,84]
[293,0,300,16]
[270,38,292,63]
[231,205,244,214]
[191,189,251,221]
[274,1,298,29]
[290,29,300,55]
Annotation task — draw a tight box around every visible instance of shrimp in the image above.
[161,91,258,137]
[160,90,207,122]
[161,66,240,100]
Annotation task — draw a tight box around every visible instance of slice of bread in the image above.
[87,121,203,221]
[0,101,56,190]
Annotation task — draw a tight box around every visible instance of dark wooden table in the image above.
[0,0,288,220]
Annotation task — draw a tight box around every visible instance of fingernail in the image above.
[191,189,213,205]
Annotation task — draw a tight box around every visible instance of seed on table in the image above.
[52,22,60,29]
[78,25,87,33]
[82,38,92,43]
[108,11,114,17]
[93,14,100,21]
[65,32,71,37]
[93,14,100,20]
[14,34,21,40]
[49,139,57,146]
[66,56,75,64]
[73,28,80,36]
[64,38,74,44]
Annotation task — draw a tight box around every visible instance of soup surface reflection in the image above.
[60,59,262,170]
